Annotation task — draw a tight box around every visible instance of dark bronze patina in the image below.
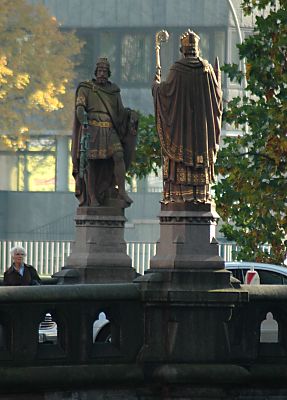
[152,29,223,203]
[72,57,138,207]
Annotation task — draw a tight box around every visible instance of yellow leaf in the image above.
[20,127,29,134]
[15,73,30,89]
[0,56,13,81]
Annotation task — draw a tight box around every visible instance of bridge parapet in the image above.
[0,283,287,398]
[0,284,142,368]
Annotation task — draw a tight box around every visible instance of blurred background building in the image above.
[0,0,255,243]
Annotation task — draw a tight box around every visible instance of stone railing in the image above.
[0,282,287,397]
[0,283,143,390]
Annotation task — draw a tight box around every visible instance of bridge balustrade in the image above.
[0,283,286,394]
[0,284,142,369]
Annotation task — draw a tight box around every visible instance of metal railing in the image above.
[0,240,237,276]
[0,241,71,276]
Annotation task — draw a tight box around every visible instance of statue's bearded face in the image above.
[96,66,109,84]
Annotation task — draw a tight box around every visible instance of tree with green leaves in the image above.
[215,0,287,264]
[0,0,82,147]
[128,112,160,181]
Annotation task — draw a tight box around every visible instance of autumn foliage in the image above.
[0,0,82,145]
[216,0,287,264]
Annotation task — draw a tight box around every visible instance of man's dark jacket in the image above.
[4,264,41,286]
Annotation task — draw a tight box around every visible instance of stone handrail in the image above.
[0,283,287,395]
[0,284,142,371]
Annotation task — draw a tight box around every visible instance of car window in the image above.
[256,270,283,284]
[227,265,287,285]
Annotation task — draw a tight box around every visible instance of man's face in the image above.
[96,66,109,84]
[13,251,25,265]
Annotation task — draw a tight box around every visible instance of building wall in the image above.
[27,0,253,114]
[30,0,229,28]
[0,191,161,242]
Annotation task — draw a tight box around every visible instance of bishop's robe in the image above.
[152,57,222,203]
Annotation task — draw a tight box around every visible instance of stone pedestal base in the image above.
[135,285,248,363]
[150,202,224,271]
[144,201,232,290]
[54,201,137,283]
[135,202,248,363]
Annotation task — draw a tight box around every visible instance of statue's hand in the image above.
[129,110,139,135]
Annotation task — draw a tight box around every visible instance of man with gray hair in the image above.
[4,246,41,286]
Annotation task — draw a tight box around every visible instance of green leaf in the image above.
[216,0,287,264]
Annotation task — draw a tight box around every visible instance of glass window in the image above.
[197,31,210,60]
[73,28,227,88]
[160,32,175,81]
[0,136,56,191]
[99,32,117,78]
[28,137,55,152]
[27,138,56,191]
[121,33,151,83]
[214,31,226,64]
[257,270,283,285]
[68,138,75,192]
[231,30,240,65]
[0,153,18,190]
[75,31,95,81]
[229,29,245,88]
[213,30,226,88]
[26,154,56,191]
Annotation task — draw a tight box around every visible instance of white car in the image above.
[225,261,287,285]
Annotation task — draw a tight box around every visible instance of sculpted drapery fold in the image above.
[152,50,222,203]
